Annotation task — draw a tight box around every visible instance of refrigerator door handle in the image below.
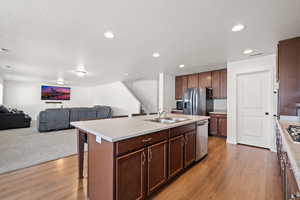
[191,89,195,115]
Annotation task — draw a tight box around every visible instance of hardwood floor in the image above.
[0,137,282,200]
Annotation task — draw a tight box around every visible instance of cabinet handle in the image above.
[142,152,146,165]
[142,138,152,143]
[181,137,185,146]
[148,149,152,162]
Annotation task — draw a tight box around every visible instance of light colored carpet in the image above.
[0,123,80,174]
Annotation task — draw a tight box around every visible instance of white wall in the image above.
[3,80,142,119]
[158,73,176,112]
[91,82,141,116]
[0,76,3,104]
[125,79,158,113]
[227,55,277,151]
[213,99,227,111]
[3,80,92,120]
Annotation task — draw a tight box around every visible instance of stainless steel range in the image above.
[287,125,300,143]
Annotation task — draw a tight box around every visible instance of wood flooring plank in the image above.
[0,137,282,200]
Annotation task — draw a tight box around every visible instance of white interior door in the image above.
[237,71,272,148]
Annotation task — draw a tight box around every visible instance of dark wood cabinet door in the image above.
[209,117,218,136]
[175,76,183,100]
[220,69,227,98]
[116,148,146,200]
[182,76,188,95]
[168,135,184,178]
[147,140,168,195]
[286,166,299,200]
[198,71,212,88]
[188,74,199,88]
[184,131,196,168]
[278,37,300,116]
[218,117,227,137]
[286,161,300,200]
[175,75,188,100]
[212,70,220,98]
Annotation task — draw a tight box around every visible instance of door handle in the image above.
[142,138,152,143]
[141,152,146,165]
[148,149,152,163]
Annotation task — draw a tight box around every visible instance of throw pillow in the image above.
[0,105,9,113]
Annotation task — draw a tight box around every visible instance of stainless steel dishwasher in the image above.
[196,120,208,161]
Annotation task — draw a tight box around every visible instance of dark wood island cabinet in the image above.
[168,135,184,178]
[73,115,208,200]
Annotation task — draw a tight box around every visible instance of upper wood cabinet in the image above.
[212,69,227,99]
[220,70,227,98]
[175,76,183,100]
[198,71,212,88]
[187,74,199,88]
[175,75,188,100]
[175,69,226,100]
[278,37,300,116]
[212,70,221,99]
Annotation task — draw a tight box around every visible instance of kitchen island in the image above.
[72,114,209,200]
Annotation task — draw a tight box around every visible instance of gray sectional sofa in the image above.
[37,106,112,132]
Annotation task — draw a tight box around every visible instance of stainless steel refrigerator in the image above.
[182,88,213,115]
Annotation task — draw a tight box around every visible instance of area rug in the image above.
[0,123,79,174]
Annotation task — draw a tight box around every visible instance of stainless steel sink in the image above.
[146,117,190,124]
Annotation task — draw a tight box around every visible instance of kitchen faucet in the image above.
[158,110,166,119]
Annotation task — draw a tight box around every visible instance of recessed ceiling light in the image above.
[104,31,114,39]
[243,49,253,54]
[152,53,160,58]
[3,65,12,69]
[56,79,65,85]
[75,69,87,77]
[179,64,185,68]
[0,48,9,53]
[124,73,129,76]
[232,24,245,32]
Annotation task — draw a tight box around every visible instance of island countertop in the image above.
[71,114,209,142]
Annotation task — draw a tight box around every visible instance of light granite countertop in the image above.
[71,114,210,142]
[277,120,300,189]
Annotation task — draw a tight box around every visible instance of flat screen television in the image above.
[41,85,71,100]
